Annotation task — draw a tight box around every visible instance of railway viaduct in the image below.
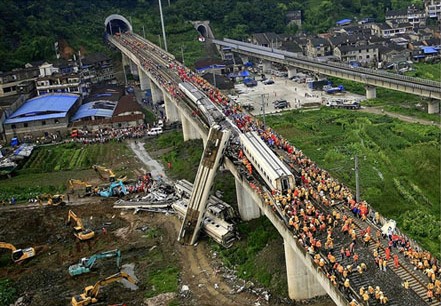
[104,15,437,306]
[213,38,441,114]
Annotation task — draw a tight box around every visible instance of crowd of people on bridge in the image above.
[112,32,441,304]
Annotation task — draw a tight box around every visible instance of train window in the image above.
[281,178,289,192]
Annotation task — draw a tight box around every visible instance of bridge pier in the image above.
[285,240,327,300]
[235,177,261,221]
[287,68,298,79]
[129,59,138,76]
[164,95,180,122]
[427,99,440,114]
[261,61,272,74]
[150,81,163,104]
[365,85,377,99]
[181,114,201,142]
[138,68,150,91]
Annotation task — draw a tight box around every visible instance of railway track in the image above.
[110,33,440,306]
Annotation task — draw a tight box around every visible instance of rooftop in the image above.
[4,93,80,124]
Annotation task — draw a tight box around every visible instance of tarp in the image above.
[238,70,250,77]
[244,62,254,67]
[422,47,438,54]
[336,19,351,25]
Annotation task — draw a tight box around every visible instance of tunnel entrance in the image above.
[104,14,133,35]
[197,24,207,39]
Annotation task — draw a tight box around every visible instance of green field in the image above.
[0,142,135,202]
[265,108,441,256]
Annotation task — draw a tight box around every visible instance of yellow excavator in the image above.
[37,193,66,207]
[68,179,93,197]
[66,210,95,241]
[92,165,126,183]
[71,271,137,306]
[0,242,36,263]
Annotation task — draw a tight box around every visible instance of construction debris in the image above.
[113,179,238,248]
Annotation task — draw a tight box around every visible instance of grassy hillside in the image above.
[0,142,136,202]
[265,108,441,256]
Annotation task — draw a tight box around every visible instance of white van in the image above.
[147,127,163,136]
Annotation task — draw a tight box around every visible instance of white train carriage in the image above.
[174,179,236,222]
[178,82,224,126]
[239,131,295,194]
[172,200,236,248]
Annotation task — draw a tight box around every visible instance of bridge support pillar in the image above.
[285,239,326,300]
[181,115,201,142]
[427,100,440,114]
[129,59,138,76]
[240,56,249,66]
[261,61,272,74]
[235,177,261,221]
[164,95,180,122]
[287,68,297,79]
[365,85,376,99]
[150,81,163,104]
[138,68,150,91]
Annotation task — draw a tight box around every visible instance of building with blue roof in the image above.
[3,93,81,141]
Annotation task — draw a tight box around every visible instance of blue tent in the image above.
[244,61,254,67]
[238,70,250,77]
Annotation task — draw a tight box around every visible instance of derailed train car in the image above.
[172,200,236,248]
[178,82,225,126]
[239,131,295,194]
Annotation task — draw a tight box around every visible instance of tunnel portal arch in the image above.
[197,24,208,38]
[104,14,133,35]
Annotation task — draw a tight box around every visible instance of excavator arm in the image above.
[93,165,126,183]
[71,271,137,306]
[0,242,36,263]
[66,210,95,241]
[68,249,121,276]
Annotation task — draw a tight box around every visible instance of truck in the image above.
[326,99,361,110]
[323,84,345,94]
[69,249,121,276]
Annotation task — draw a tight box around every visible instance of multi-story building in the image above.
[306,37,333,57]
[385,5,426,27]
[426,0,441,20]
[0,66,39,98]
[80,53,115,85]
[333,44,380,64]
[35,62,86,96]
[3,93,82,141]
[371,22,413,38]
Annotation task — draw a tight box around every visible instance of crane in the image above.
[92,165,127,183]
[68,249,122,276]
[66,210,95,241]
[71,271,137,306]
[68,179,93,197]
[0,242,36,263]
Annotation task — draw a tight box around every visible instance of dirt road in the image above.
[359,106,441,127]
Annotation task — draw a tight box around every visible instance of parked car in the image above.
[263,79,275,85]
[274,100,288,109]
[242,103,255,111]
